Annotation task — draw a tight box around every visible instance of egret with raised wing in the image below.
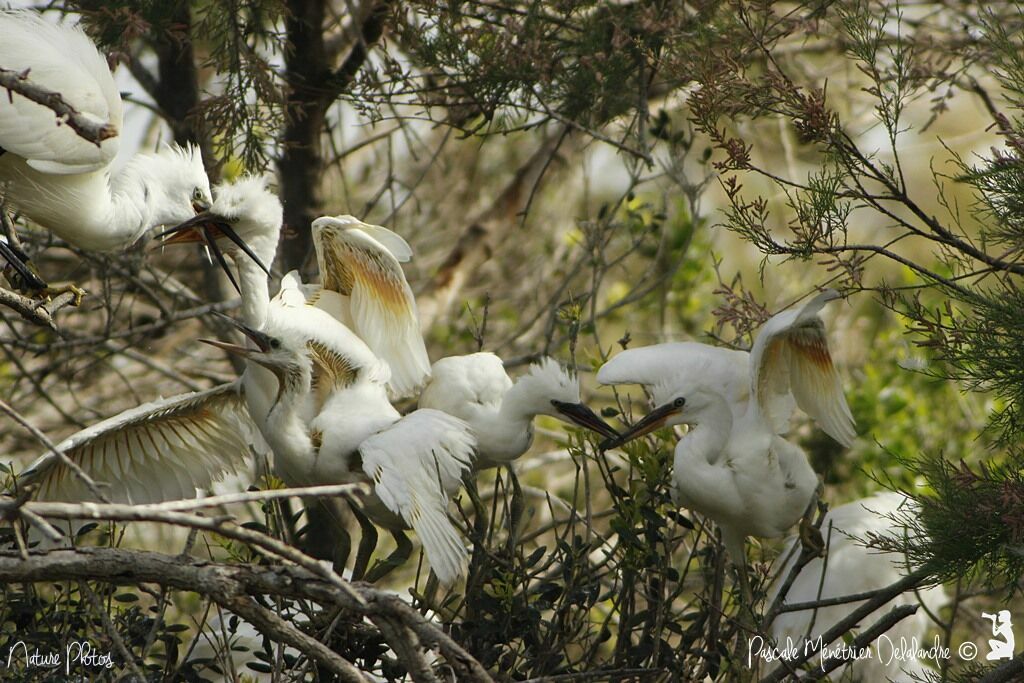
[598,290,855,562]
[162,181,430,397]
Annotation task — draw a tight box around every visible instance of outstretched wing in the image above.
[597,342,752,420]
[18,382,254,504]
[358,409,476,585]
[751,290,856,446]
[0,11,121,173]
[313,217,430,398]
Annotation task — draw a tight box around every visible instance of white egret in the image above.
[0,11,214,290]
[419,352,619,469]
[204,317,476,585]
[598,290,855,561]
[768,492,946,682]
[159,179,476,580]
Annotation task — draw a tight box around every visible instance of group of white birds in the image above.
[0,9,943,680]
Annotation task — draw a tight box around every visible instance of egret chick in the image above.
[600,290,855,561]
[206,318,476,585]
[768,492,946,682]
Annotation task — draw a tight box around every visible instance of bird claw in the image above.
[40,283,86,308]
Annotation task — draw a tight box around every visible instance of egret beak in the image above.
[203,313,274,352]
[599,399,685,451]
[551,400,620,440]
[198,319,286,380]
[156,211,272,289]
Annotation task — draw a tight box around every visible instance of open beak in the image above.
[599,399,685,451]
[551,400,620,440]
[156,211,272,291]
[199,320,286,382]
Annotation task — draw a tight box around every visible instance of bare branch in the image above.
[0,67,116,146]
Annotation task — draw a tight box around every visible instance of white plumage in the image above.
[15,382,254,504]
[311,215,431,398]
[217,314,477,585]
[162,181,430,399]
[599,290,855,559]
[769,492,946,682]
[0,11,211,252]
[419,353,619,468]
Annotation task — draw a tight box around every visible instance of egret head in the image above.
[126,144,212,228]
[158,176,279,290]
[199,315,309,409]
[515,358,619,439]
[600,377,713,450]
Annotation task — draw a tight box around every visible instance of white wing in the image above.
[18,382,253,504]
[313,217,430,398]
[0,11,121,173]
[358,409,476,585]
[419,353,512,419]
[751,290,856,446]
[597,342,751,419]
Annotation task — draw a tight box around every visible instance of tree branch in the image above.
[0,547,494,683]
[0,67,116,146]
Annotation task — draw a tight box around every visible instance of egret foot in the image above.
[363,530,413,584]
[38,283,86,308]
[349,503,379,581]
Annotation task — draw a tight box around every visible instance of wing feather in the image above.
[597,342,752,419]
[314,219,430,398]
[18,382,254,504]
[751,291,856,446]
[358,409,476,584]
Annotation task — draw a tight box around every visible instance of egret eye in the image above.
[673,397,685,408]
[192,187,204,201]
[270,338,281,349]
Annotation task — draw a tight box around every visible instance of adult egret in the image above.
[599,290,855,561]
[204,317,476,585]
[768,492,946,682]
[419,352,619,469]
[0,11,214,290]
[161,181,429,397]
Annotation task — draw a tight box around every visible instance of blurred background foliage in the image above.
[1,0,1022,680]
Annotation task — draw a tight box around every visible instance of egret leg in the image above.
[299,499,353,572]
[363,529,413,584]
[348,502,379,581]
[0,237,46,292]
[504,465,524,554]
